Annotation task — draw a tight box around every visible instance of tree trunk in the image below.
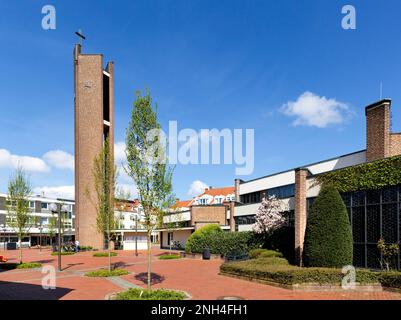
[108,236,112,272]
[19,235,22,264]
[147,231,151,290]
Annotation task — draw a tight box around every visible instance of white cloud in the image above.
[280,92,350,128]
[114,141,126,164]
[187,180,208,197]
[43,150,74,170]
[116,183,138,199]
[0,149,50,173]
[33,185,74,200]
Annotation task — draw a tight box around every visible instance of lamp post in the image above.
[49,203,69,271]
[36,222,43,252]
[1,224,6,251]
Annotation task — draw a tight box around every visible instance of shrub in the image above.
[80,246,93,251]
[85,269,129,277]
[158,254,181,260]
[93,252,117,257]
[378,272,401,289]
[51,251,75,256]
[186,230,261,256]
[249,249,283,259]
[185,224,222,253]
[220,260,378,285]
[0,263,19,270]
[115,288,185,300]
[303,185,353,267]
[16,262,42,269]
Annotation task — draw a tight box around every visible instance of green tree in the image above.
[48,215,57,246]
[86,137,117,272]
[303,185,353,267]
[6,167,32,264]
[125,90,174,289]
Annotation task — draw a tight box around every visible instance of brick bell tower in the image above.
[74,44,114,249]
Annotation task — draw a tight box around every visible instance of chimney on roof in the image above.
[365,99,393,161]
[209,186,213,190]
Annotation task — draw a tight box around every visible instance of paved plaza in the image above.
[0,247,401,300]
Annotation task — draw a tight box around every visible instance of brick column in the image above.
[295,168,308,266]
[229,201,235,232]
[234,179,241,202]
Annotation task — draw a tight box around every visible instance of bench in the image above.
[225,253,249,262]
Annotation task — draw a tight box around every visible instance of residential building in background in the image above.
[159,186,236,249]
[74,43,115,250]
[0,194,75,248]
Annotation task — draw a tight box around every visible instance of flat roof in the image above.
[239,149,366,185]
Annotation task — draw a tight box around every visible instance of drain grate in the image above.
[217,296,244,300]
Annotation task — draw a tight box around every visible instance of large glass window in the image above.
[266,184,295,199]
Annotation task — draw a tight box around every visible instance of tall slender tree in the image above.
[6,167,32,264]
[125,90,174,290]
[86,137,117,272]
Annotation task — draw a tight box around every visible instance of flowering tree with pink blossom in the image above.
[252,195,288,235]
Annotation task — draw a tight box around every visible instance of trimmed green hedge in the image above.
[85,269,129,277]
[93,252,117,257]
[220,259,379,285]
[115,288,185,300]
[378,272,401,289]
[186,229,261,256]
[51,251,75,256]
[158,254,181,260]
[249,249,283,259]
[303,185,353,267]
[16,262,42,269]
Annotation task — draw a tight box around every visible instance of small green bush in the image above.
[80,246,93,251]
[51,251,75,256]
[303,185,353,267]
[158,254,181,260]
[93,252,117,257]
[185,224,223,253]
[249,249,283,259]
[115,288,185,300]
[85,269,129,277]
[16,262,42,269]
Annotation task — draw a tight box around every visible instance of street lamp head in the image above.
[49,202,58,212]
[61,204,69,213]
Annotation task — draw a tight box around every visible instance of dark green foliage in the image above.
[220,260,379,285]
[185,224,223,253]
[0,262,42,270]
[115,288,185,300]
[51,252,75,256]
[315,155,401,192]
[158,254,181,260]
[186,230,262,256]
[378,272,401,289]
[263,226,295,264]
[303,185,353,267]
[249,249,283,259]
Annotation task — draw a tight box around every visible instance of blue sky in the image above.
[1,0,401,200]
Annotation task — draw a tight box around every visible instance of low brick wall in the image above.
[180,252,223,260]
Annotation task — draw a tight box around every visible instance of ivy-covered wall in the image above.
[314,155,401,192]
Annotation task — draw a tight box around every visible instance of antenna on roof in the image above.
[75,29,86,46]
[380,81,383,100]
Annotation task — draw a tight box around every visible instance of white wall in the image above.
[123,232,148,250]
[161,229,192,248]
[163,211,191,223]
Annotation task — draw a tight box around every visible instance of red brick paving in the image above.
[1,247,401,300]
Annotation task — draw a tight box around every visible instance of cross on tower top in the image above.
[75,29,86,46]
